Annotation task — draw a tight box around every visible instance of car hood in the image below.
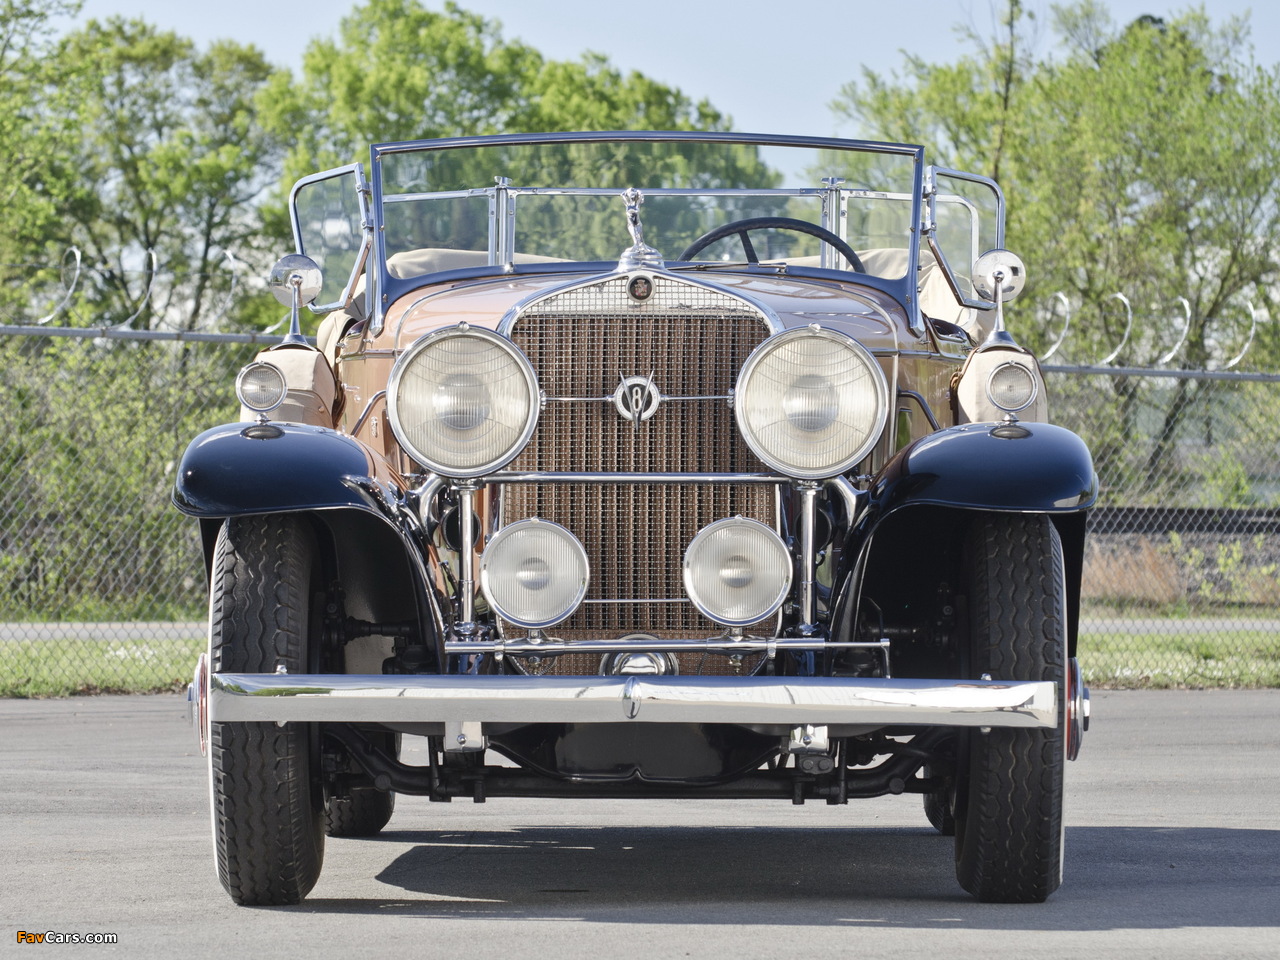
[375,269,911,355]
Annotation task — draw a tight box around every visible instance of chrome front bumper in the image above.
[207,672,1056,728]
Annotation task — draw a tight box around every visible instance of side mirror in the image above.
[972,249,1027,334]
[268,254,324,347]
[972,249,1026,302]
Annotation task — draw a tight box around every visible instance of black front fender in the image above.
[832,421,1096,658]
[172,422,402,519]
[870,421,1097,516]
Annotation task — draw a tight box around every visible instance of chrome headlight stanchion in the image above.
[796,481,821,635]
[455,480,479,635]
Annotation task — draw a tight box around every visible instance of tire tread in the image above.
[210,515,324,906]
[956,514,1065,903]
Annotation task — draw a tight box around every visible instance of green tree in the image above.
[259,0,733,181]
[39,18,283,330]
[0,0,84,320]
[255,0,764,291]
[835,1,1280,366]
[834,1,1280,501]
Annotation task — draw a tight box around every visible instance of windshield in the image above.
[370,135,924,282]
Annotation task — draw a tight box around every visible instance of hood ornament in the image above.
[618,187,665,271]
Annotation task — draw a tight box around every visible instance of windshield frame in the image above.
[366,131,929,332]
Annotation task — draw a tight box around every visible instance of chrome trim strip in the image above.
[383,187,492,204]
[210,673,1056,728]
[484,471,789,485]
[496,269,785,339]
[544,394,733,403]
[371,131,926,159]
[888,350,945,359]
[442,639,882,655]
[350,390,387,437]
[897,389,942,431]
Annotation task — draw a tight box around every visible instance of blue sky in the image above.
[78,1,1279,140]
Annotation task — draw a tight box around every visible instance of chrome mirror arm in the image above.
[268,254,323,347]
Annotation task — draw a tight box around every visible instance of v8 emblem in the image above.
[612,372,662,428]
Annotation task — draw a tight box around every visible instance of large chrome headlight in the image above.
[386,325,539,478]
[683,517,792,627]
[735,326,889,479]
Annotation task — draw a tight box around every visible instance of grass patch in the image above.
[0,634,204,697]
[2,624,1276,696]
[1080,630,1280,689]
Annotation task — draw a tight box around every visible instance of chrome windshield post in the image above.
[489,177,515,266]
[820,177,847,271]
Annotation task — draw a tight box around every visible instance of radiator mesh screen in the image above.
[502,275,779,674]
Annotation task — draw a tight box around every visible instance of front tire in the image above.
[954,513,1066,903]
[209,515,325,906]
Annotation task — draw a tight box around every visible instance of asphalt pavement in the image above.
[2,690,1277,959]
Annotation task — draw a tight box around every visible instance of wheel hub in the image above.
[188,652,209,757]
[1066,656,1089,761]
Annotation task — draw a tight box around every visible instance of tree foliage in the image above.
[834,0,1280,371]
[47,19,282,330]
[0,0,749,624]
[0,0,84,318]
[835,1,1280,501]
[1,0,736,330]
[260,0,731,183]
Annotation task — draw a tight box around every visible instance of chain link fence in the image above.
[0,327,260,695]
[1047,365,1280,687]
[1,327,1277,695]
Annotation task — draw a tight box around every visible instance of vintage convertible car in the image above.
[176,132,1095,906]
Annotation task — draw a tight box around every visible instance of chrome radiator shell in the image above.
[500,274,778,666]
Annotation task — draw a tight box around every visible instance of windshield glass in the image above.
[374,138,921,281]
[930,170,1003,304]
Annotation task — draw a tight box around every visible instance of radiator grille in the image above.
[502,274,778,673]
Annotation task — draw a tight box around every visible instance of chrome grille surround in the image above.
[499,272,782,674]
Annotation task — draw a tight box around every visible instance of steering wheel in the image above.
[678,217,865,273]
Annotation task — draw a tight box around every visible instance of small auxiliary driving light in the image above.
[236,361,287,417]
[480,519,589,629]
[683,517,791,627]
